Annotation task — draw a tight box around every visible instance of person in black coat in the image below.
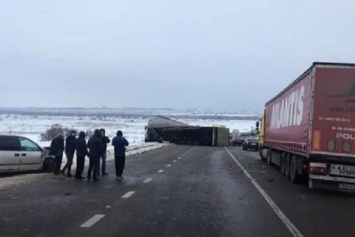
[49,134,64,175]
[75,131,88,179]
[87,129,103,181]
[99,128,110,176]
[61,130,77,177]
[112,130,129,180]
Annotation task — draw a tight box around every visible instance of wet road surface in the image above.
[0,145,354,237]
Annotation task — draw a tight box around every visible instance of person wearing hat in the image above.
[112,130,129,180]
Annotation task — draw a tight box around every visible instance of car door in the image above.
[19,137,43,171]
[0,136,21,171]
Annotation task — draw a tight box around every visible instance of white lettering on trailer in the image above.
[336,133,355,140]
[271,86,305,130]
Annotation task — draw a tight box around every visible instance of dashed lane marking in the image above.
[121,191,136,199]
[80,214,105,228]
[173,160,177,163]
[166,164,172,167]
[143,178,153,184]
[178,157,181,160]
[158,169,165,173]
[225,147,304,237]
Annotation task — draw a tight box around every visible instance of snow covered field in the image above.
[0,114,257,147]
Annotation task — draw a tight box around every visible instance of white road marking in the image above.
[143,178,153,184]
[121,191,136,199]
[166,164,172,167]
[173,160,177,163]
[158,169,165,173]
[178,157,182,160]
[224,147,304,237]
[80,214,105,228]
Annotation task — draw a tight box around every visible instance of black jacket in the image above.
[65,135,77,154]
[101,136,110,153]
[49,135,64,156]
[76,131,88,157]
[112,136,129,158]
[88,130,104,158]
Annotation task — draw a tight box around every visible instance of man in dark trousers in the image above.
[112,130,129,180]
[49,134,64,175]
[99,129,110,176]
[75,131,88,179]
[61,130,77,177]
[87,129,103,181]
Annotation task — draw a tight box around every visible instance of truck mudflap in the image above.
[309,174,355,192]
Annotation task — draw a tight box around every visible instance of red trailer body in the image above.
[260,62,355,192]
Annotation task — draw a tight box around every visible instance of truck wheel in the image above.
[290,155,301,183]
[285,154,291,179]
[280,153,286,175]
[267,150,273,165]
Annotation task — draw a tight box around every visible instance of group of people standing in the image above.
[49,129,129,181]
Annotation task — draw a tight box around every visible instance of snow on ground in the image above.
[0,143,167,192]
[0,114,256,191]
[0,114,256,147]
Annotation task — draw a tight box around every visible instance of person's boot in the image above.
[67,173,73,178]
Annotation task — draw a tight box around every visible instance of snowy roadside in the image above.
[0,142,168,192]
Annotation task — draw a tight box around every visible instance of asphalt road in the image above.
[1,145,354,237]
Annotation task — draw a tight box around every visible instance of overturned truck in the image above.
[145,116,229,146]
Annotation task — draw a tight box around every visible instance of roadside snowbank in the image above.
[0,143,168,191]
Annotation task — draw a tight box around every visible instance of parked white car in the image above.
[0,135,54,172]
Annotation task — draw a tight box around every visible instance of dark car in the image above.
[242,137,259,151]
[231,137,245,146]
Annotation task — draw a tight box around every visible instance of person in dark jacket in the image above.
[99,128,110,176]
[61,130,77,177]
[50,134,64,175]
[75,131,88,179]
[87,129,103,181]
[112,130,129,180]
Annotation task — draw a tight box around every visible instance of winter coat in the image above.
[88,130,104,158]
[65,135,77,154]
[49,135,64,157]
[101,136,110,154]
[76,131,88,157]
[112,136,129,158]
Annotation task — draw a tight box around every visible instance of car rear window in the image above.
[0,136,20,151]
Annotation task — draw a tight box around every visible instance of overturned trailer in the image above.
[145,116,229,146]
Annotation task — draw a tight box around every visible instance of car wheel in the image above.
[290,155,301,183]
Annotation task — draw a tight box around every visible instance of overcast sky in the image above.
[1,1,355,112]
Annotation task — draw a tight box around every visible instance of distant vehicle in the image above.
[0,135,54,172]
[231,137,245,146]
[259,62,355,192]
[242,137,259,151]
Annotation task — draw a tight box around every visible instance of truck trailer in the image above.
[259,62,355,192]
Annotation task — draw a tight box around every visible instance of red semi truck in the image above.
[259,62,355,192]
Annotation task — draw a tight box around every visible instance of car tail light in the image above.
[343,141,351,153]
[309,162,327,175]
[312,130,321,150]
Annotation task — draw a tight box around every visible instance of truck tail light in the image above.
[343,141,351,153]
[309,162,327,175]
[327,140,335,151]
[312,131,321,150]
